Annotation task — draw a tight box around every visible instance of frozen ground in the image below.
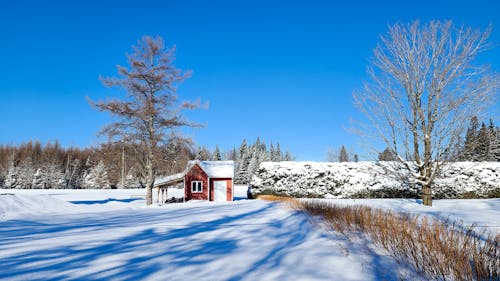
[0,186,498,280]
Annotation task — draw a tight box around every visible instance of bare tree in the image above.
[89,36,202,205]
[354,21,498,206]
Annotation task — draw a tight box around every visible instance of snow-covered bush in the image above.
[250,161,500,199]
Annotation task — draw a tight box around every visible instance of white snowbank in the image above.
[0,193,79,220]
[251,161,500,198]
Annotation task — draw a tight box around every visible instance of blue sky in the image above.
[1,0,499,161]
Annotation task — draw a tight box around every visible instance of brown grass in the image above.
[260,196,500,281]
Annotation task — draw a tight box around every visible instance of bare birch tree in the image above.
[354,21,499,206]
[89,35,202,205]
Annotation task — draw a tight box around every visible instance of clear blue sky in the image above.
[1,0,499,161]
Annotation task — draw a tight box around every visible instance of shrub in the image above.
[261,196,500,280]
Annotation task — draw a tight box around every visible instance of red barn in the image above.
[154,160,235,203]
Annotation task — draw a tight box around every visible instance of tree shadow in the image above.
[69,198,144,205]
[0,203,276,280]
[0,201,417,280]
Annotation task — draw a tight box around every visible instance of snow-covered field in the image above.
[0,186,498,280]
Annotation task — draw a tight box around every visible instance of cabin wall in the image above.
[185,164,209,200]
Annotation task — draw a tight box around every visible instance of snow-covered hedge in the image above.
[250,161,500,199]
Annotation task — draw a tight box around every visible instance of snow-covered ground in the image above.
[0,186,498,280]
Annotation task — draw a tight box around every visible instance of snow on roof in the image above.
[154,161,235,187]
[154,172,184,187]
[188,160,235,178]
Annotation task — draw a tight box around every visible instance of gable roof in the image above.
[188,160,234,178]
[154,160,234,187]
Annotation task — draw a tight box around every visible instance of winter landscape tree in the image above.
[339,146,349,162]
[212,145,222,161]
[89,36,201,205]
[354,20,499,206]
[82,161,110,189]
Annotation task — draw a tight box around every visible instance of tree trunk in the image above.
[422,185,432,206]
[146,183,153,205]
[145,157,154,205]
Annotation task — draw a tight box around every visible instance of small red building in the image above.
[154,160,235,203]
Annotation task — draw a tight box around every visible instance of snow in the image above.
[303,198,500,234]
[154,172,184,186]
[0,186,498,280]
[189,160,235,178]
[251,161,500,198]
[154,161,235,187]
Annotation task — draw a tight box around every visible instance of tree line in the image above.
[0,140,192,189]
[0,137,293,189]
[377,117,500,162]
[190,137,293,184]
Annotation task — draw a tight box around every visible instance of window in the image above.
[191,181,203,193]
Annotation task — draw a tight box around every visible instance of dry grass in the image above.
[260,196,500,281]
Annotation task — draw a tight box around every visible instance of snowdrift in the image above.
[250,161,500,198]
[0,193,79,220]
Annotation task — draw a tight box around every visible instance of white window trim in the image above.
[191,181,203,193]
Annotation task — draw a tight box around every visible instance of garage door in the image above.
[214,181,227,202]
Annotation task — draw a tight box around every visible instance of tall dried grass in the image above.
[261,196,499,281]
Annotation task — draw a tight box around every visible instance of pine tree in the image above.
[276,143,283,161]
[476,122,490,161]
[32,169,44,189]
[122,168,141,189]
[339,146,349,162]
[487,119,497,161]
[17,157,35,189]
[463,116,480,161]
[378,147,396,161]
[83,161,110,189]
[495,127,500,161]
[4,157,17,189]
[213,145,222,161]
[247,152,260,182]
[42,162,66,189]
[269,143,276,161]
[235,140,249,183]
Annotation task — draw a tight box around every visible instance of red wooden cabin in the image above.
[154,160,234,203]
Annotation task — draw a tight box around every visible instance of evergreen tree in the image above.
[339,146,349,162]
[235,140,249,184]
[487,119,497,161]
[212,145,222,161]
[494,127,500,161]
[4,157,17,189]
[32,168,44,189]
[463,116,479,161]
[17,157,35,189]
[269,143,276,161]
[276,143,283,161]
[83,161,110,189]
[378,147,396,161]
[122,168,141,189]
[247,151,260,182]
[476,122,490,161]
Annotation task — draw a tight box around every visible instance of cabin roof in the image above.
[187,160,234,178]
[154,160,234,187]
